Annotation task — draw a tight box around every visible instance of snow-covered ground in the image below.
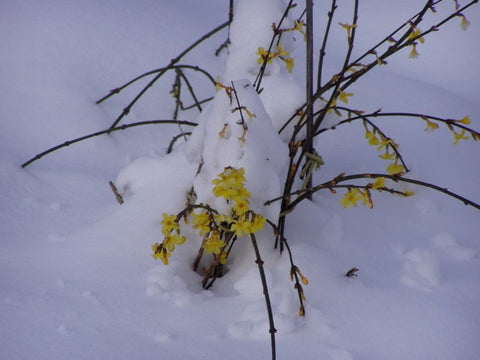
[1,1,479,359]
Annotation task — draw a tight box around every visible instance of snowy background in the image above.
[1,1,480,359]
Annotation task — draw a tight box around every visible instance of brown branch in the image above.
[250,233,277,360]
[109,181,124,204]
[21,120,197,168]
[317,0,338,89]
[177,70,204,112]
[96,64,217,105]
[167,131,192,154]
[105,20,229,130]
[265,172,480,211]
[313,108,480,140]
[253,0,296,92]
[304,0,314,198]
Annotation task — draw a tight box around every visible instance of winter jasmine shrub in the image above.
[23,0,480,359]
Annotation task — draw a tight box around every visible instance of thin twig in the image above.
[254,0,295,92]
[312,107,480,140]
[172,70,183,121]
[215,0,234,56]
[304,0,314,198]
[181,97,214,111]
[317,0,337,89]
[250,233,277,360]
[105,21,229,130]
[313,0,358,131]
[265,172,480,211]
[109,181,124,204]
[96,64,217,105]
[21,120,197,168]
[167,132,192,154]
[266,219,307,316]
[178,70,204,112]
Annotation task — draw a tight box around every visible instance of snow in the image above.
[1,1,480,359]
[182,78,287,219]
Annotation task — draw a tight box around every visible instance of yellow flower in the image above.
[408,28,424,43]
[378,150,395,160]
[163,236,176,252]
[158,250,170,265]
[423,117,439,132]
[231,216,252,237]
[365,131,380,146]
[276,43,290,58]
[152,243,170,265]
[337,90,353,104]
[192,211,211,235]
[284,57,295,73]
[371,177,386,190]
[162,233,186,252]
[219,252,228,264]
[212,183,229,199]
[230,167,246,183]
[376,137,392,151]
[250,214,266,233]
[256,47,274,64]
[294,20,306,37]
[386,161,405,175]
[232,187,250,203]
[233,199,250,216]
[299,271,309,286]
[456,116,470,125]
[171,233,186,245]
[203,231,225,255]
[409,44,419,59]
[452,129,469,145]
[339,188,364,209]
[151,242,162,255]
[293,267,309,285]
[212,167,248,201]
[161,213,179,236]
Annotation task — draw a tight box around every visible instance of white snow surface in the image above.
[1,1,480,360]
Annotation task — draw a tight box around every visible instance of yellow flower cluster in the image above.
[450,117,472,145]
[152,167,267,266]
[363,124,405,175]
[408,27,424,59]
[386,160,405,175]
[212,167,250,203]
[211,167,266,237]
[152,213,186,265]
[422,115,475,145]
[339,176,415,209]
[256,43,295,73]
[337,90,354,104]
[340,188,372,209]
[371,177,386,190]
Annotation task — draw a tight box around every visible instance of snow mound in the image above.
[184,78,287,220]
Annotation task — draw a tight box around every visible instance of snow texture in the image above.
[1,0,480,359]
